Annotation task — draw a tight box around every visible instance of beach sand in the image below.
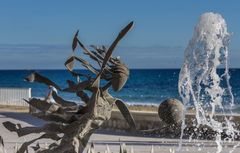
[0,111,240,153]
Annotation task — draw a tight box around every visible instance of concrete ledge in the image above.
[101,110,162,131]
[102,110,240,132]
[3,104,240,134]
[0,105,29,112]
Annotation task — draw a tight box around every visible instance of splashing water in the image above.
[178,12,238,153]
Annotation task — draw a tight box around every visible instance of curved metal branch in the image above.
[91,21,134,87]
[24,72,61,90]
[17,133,60,153]
[115,99,136,130]
[72,31,102,67]
[52,91,77,108]
[64,56,91,80]
[74,56,99,75]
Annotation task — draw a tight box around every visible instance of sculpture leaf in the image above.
[24,72,61,90]
[115,100,136,130]
[72,30,79,51]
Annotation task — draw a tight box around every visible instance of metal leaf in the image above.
[74,56,99,74]
[65,56,75,71]
[115,100,136,130]
[75,35,102,66]
[17,134,60,153]
[33,113,71,123]
[31,142,40,151]
[62,80,78,93]
[24,72,61,90]
[65,56,91,79]
[52,91,77,107]
[24,98,56,113]
[102,21,134,69]
[91,22,134,86]
[72,30,79,51]
[76,80,92,91]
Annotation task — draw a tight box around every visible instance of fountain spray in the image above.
[178,12,238,153]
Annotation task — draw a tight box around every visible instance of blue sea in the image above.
[1,69,240,106]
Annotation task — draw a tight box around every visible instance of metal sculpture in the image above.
[3,21,136,153]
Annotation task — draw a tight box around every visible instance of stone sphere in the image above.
[158,98,184,125]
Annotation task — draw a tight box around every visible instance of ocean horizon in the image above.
[1,69,240,108]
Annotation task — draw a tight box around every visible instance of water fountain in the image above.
[178,12,239,153]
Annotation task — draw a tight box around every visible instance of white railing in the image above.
[0,88,31,106]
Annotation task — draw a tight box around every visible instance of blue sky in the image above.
[0,1,240,69]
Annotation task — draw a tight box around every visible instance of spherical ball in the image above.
[158,98,184,125]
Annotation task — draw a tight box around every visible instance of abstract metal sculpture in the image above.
[3,21,136,153]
